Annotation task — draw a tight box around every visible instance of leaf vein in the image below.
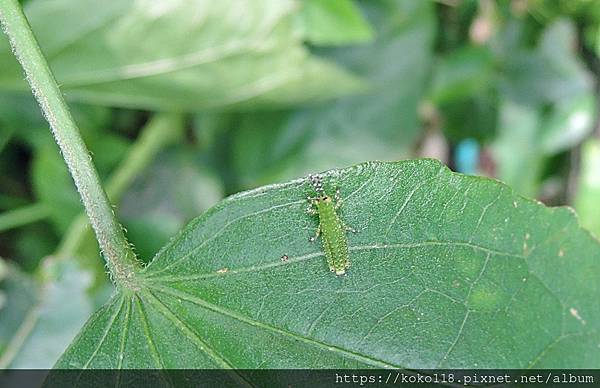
[77,296,124,377]
[148,284,405,369]
[142,290,235,369]
[150,240,525,283]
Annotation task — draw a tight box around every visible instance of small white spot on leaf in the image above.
[569,308,586,325]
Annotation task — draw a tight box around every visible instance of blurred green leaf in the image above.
[498,19,593,106]
[31,147,82,233]
[0,93,113,150]
[492,100,543,198]
[0,0,362,111]
[54,160,600,371]
[232,0,436,188]
[430,45,494,105]
[0,258,93,368]
[528,0,600,29]
[491,93,596,199]
[120,150,224,262]
[540,94,597,154]
[0,260,36,357]
[0,258,6,280]
[438,93,499,143]
[575,139,600,237]
[490,18,596,198]
[32,134,130,234]
[298,0,374,46]
[0,203,49,234]
[0,94,44,141]
[11,224,58,272]
[0,127,13,157]
[596,24,600,56]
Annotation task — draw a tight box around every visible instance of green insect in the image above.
[306,174,355,276]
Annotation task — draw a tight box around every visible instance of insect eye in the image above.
[323,196,329,201]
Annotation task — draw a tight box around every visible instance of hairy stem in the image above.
[57,113,184,258]
[0,0,139,288]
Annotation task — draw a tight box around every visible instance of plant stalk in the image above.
[0,0,139,288]
[57,113,184,258]
[0,203,49,233]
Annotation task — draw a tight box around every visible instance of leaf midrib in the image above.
[144,240,526,283]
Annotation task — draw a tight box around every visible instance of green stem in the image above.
[0,193,30,211]
[0,203,49,233]
[57,113,184,257]
[0,0,139,288]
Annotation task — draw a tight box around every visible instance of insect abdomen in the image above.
[318,201,350,275]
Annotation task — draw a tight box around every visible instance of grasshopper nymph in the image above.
[306,174,355,275]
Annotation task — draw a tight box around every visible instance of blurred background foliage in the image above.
[0,0,599,368]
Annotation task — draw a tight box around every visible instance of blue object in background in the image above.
[455,138,480,175]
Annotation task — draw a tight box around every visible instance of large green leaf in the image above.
[54,160,600,371]
[0,0,361,111]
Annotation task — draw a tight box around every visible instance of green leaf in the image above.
[0,93,111,150]
[575,139,600,238]
[0,0,362,111]
[55,160,600,370]
[0,93,45,148]
[492,93,597,199]
[32,133,129,233]
[436,93,499,143]
[597,24,600,57]
[0,260,36,358]
[231,0,435,188]
[8,223,57,272]
[0,258,6,281]
[489,17,597,198]
[0,258,94,368]
[429,45,494,105]
[498,19,593,106]
[539,94,597,154]
[298,0,374,46]
[31,147,83,233]
[492,100,544,198]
